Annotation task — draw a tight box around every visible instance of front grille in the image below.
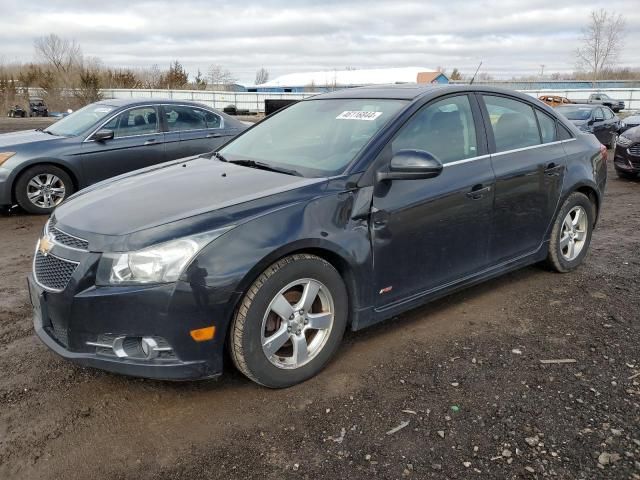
[34,252,78,291]
[51,228,89,250]
[628,144,640,157]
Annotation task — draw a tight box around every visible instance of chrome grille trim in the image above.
[45,217,90,251]
[33,251,79,292]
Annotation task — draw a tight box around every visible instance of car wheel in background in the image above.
[230,254,348,388]
[546,192,595,273]
[15,165,75,215]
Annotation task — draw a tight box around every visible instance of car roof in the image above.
[559,104,596,109]
[309,84,547,104]
[96,98,214,108]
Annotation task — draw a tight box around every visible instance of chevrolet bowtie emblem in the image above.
[38,235,53,256]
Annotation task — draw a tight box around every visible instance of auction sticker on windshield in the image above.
[336,111,383,121]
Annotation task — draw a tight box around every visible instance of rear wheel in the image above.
[546,192,595,273]
[15,165,75,214]
[230,254,348,388]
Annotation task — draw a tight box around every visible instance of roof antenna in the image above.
[469,61,482,85]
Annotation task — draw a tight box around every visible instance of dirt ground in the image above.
[0,118,638,480]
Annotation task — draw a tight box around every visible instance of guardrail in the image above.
[102,87,640,113]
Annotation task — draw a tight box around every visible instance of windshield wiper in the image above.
[226,159,303,177]
[36,128,56,136]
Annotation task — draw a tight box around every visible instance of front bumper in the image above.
[614,145,640,173]
[28,273,229,381]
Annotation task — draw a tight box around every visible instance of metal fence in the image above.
[101,89,313,113]
[101,87,640,113]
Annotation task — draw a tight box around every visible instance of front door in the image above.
[80,106,165,185]
[480,94,566,264]
[371,94,494,308]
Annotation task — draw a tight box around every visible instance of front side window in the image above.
[103,107,158,138]
[391,95,478,164]
[535,110,557,144]
[165,106,211,132]
[483,95,540,152]
[603,108,614,120]
[220,98,407,177]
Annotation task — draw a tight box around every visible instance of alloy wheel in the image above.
[26,174,66,209]
[560,206,588,261]
[261,278,334,369]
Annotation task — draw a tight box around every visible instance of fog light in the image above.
[140,337,159,359]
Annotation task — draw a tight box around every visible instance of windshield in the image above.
[556,106,593,121]
[45,103,117,136]
[219,98,407,177]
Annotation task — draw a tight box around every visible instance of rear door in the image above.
[162,105,234,159]
[80,106,165,185]
[371,94,494,307]
[479,94,566,264]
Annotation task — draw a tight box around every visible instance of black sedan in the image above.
[0,99,246,214]
[614,126,640,178]
[29,85,607,388]
[555,104,622,148]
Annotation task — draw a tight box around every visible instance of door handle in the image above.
[206,132,223,138]
[465,185,491,200]
[144,139,157,145]
[544,162,562,176]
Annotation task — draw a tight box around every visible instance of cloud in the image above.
[0,0,637,83]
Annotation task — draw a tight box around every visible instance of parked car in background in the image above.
[555,104,621,148]
[620,114,640,132]
[28,85,607,387]
[0,99,246,214]
[614,126,640,179]
[539,95,573,107]
[586,93,625,113]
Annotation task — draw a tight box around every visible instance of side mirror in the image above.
[92,129,114,142]
[377,149,443,182]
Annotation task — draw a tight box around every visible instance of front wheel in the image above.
[15,165,75,214]
[546,192,595,273]
[230,254,348,388]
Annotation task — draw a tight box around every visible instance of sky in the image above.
[0,0,638,84]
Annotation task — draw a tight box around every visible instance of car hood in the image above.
[621,125,640,141]
[53,157,326,247]
[624,115,640,125]
[0,129,62,148]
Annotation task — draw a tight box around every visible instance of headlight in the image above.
[96,227,233,285]
[617,136,633,147]
[0,152,16,166]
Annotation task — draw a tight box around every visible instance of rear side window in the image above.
[535,110,556,144]
[392,94,478,164]
[165,106,208,131]
[483,95,540,152]
[603,108,614,120]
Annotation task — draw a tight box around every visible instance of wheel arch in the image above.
[228,240,362,336]
[11,160,80,204]
[574,185,600,223]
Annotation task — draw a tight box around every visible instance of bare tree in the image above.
[254,67,269,85]
[576,9,626,82]
[207,64,236,90]
[34,34,82,74]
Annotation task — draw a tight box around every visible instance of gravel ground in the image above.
[0,117,638,479]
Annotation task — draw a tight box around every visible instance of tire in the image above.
[546,192,595,273]
[616,169,638,180]
[230,254,348,388]
[21,111,26,118]
[14,165,75,215]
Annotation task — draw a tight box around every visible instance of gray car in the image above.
[0,99,246,214]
